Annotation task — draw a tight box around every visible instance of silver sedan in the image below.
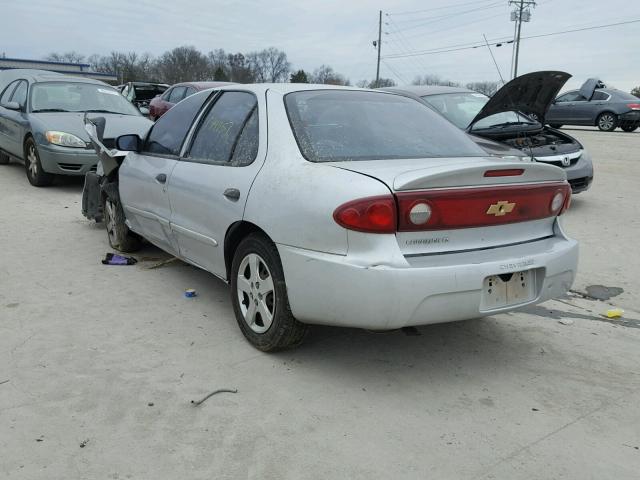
[86,84,578,351]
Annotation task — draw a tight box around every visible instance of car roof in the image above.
[383,85,477,97]
[213,83,402,95]
[173,81,236,90]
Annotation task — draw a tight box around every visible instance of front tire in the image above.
[549,124,563,129]
[621,124,638,132]
[596,112,618,132]
[103,194,141,252]
[230,233,307,351]
[24,138,54,186]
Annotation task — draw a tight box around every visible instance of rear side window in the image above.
[592,91,609,101]
[187,91,258,166]
[185,87,196,98]
[142,91,212,156]
[11,81,28,106]
[285,90,484,162]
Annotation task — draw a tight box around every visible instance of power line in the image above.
[386,1,505,34]
[381,59,410,85]
[382,18,640,59]
[388,0,500,16]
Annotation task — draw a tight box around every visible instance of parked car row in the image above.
[148,81,234,120]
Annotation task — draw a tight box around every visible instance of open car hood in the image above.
[469,71,571,126]
[579,78,606,101]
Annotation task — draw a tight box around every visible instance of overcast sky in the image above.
[3,0,639,92]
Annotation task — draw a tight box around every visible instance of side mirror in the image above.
[116,134,142,152]
[3,101,21,111]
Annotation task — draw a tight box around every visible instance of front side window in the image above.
[0,80,19,104]
[142,90,212,156]
[11,81,28,106]
[187,91,258,166]
[30,82,140,115]
[285,90,484,162]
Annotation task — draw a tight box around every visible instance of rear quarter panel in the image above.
[243,89,391,255]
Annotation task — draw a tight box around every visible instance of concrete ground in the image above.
[1,128,639,479]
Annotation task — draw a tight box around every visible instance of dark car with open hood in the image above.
[384,71,594,193]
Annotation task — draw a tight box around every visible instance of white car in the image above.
[83,84,578,351]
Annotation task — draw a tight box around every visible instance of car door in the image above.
[584,90,611,124]
[1,80,30,157]
[168,90,264,278]
[119,91,212,254]
[548,91,582,123]
[0,80,22,155]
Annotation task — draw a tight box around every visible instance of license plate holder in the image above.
[481,270,536,310]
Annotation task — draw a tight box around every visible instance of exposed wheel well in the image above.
[224,221,270,280]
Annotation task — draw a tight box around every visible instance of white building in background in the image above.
[0,57,117,83]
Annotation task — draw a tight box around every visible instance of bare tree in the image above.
[247,48,290,83]
[45,51,86,64]
[412,74,459,87]
[156,46,210,83]
[466,81,499,96]
[311,65,349,85]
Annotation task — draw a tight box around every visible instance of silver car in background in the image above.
[0,69,152,186]
[86,84,578,351]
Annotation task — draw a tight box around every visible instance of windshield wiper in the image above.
[81,109,128,115]
[32,108,70,113]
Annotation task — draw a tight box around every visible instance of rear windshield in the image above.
[284,90,485,162]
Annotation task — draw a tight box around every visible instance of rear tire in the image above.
[596,112,618,132]
[549,124,563,129]
[621,124,638,132]
[102,194,141,252]
[230,233,307,351]
[24,138,54,186]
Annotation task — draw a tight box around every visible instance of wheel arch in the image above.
[224,221,272,281]
[22,132,35,159]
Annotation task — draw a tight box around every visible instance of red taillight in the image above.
[484,169,525,177]
[333,195,396,233]
[396,182,571,231]
[627,103,640,110]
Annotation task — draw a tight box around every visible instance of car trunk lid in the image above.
[329,157,569,255]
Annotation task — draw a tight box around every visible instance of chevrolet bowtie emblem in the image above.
[486,200,516,216]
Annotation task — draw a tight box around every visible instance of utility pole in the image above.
[509,0,536,79]
[374,10,382,88]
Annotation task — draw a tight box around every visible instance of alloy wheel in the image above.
[237,253,275,334]
[27,145,38,177]
[598,114,615,131]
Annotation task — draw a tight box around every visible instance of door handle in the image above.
[223,188,240,201]
[155,173,167,184]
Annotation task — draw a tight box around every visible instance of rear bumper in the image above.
[37,143,98,176]
[620,111,640,123]
[278,231,578,329]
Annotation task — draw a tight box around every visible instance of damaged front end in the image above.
[81,116,127,222]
